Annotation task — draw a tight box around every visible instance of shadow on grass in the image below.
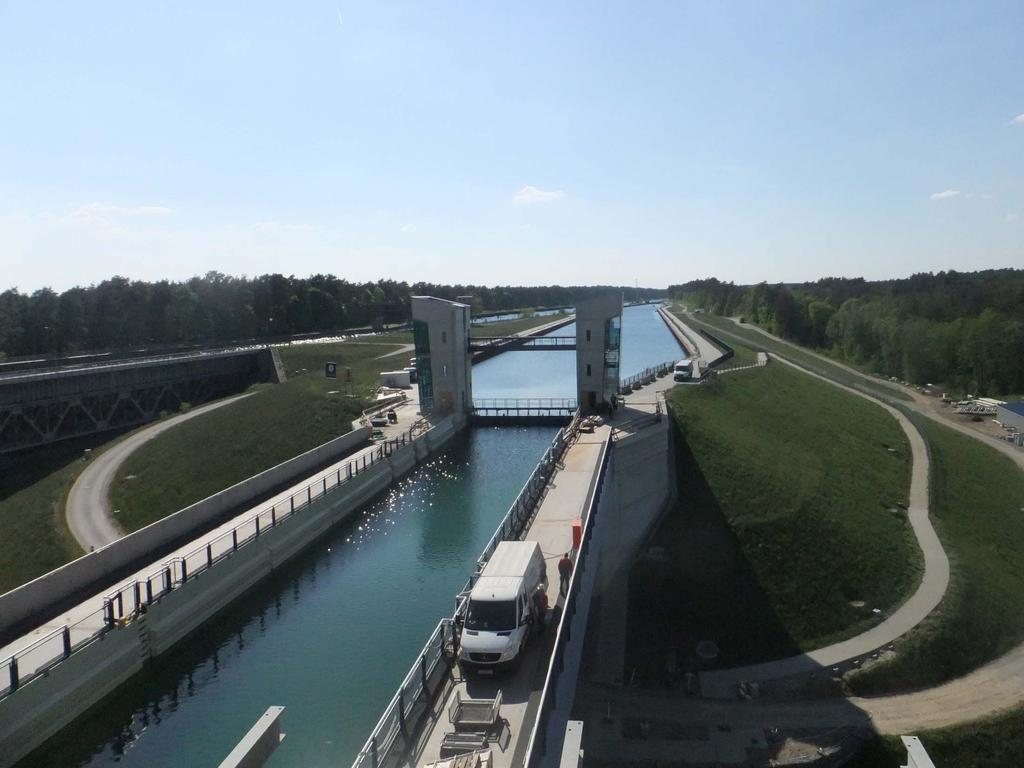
[624,428,802,683]
[0,429,132,502]
[577,424,886,766]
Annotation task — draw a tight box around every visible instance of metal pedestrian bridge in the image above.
[468,336,576,352]
[470,398,578,417]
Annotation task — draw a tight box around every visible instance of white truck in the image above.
[673,358,694,381]
[459,541,547,673]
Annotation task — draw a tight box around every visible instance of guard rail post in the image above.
[398,689,407,736]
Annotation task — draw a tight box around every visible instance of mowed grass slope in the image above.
[848,417,1024,694]
[111,343,401,530]
[469,312,570,338]
[675,308,911,402]
[0,440,91,592]
[850,706,1024,768]
[666,359,917,650]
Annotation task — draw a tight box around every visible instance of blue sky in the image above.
[1,1,1022,292]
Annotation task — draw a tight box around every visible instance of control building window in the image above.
[443,364,448,378]
[442,331,447,344]
[586,363,592,377]
[586,329,591,342]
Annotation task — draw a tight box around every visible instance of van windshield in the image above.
[465,599,517,632]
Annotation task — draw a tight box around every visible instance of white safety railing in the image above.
[351,411,584,768]
[1,429,418,700]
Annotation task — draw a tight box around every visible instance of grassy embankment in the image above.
[673,308,911,402]
[109,342,402,531]
[847,415,1024,693]
[469,312,570,338]
[0,439,96,593]
[849,708,1024,768]
[627,352,917,680]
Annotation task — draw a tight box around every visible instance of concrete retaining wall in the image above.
[591,417,676,685]
[0,427,372,640]
[0,416,464,768]
[0,624,142,766]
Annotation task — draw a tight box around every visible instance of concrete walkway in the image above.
[658,309,725,372]
[413,426,611,768]
[65,393,254,552]
[698,353,949,697]
[3,400,427,686]
[583,632,1024,736]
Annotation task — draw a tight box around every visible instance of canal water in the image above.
[23,428,557,768]
[22,302,683,768]
[472,302,683,400]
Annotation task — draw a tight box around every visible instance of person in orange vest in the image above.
[558,552,573,596]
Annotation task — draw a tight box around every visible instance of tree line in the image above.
[669,270,1024,397]
[0,273,660,359]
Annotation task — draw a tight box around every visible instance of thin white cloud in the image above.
[514,185,566,205]
[1013,114,1024,124]
[336,7,344,26]
[73,203,172,217]
[930,190,960,201]
[400,223,416,232]
[1007,213,1019,223]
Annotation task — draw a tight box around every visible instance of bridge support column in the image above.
[576,294,623,415]
[411,296,473,417]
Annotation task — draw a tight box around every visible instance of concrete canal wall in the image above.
[0,427,374,642]
[0,414,466,768]
[591,415,677,685]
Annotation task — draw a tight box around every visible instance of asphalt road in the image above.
[65,393,253,552]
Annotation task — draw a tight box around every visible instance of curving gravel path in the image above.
[677,309,1024,728]
[697,352,948,698]
[65,393,253,552]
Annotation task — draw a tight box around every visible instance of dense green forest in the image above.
[669,270,1024,396]
[0,274,659,359]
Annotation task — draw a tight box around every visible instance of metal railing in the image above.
[0,429,418,701]
[460,420,576,600]
[471,398,578,415]
[469,335,576,350]
[619,360,676,393]
[350,411,583,768]
[350,618,455,768]
[524,431,614,766]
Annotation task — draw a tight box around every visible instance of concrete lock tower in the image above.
[575,293,623,414]
[411,296,473,415]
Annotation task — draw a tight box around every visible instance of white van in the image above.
[459,541,547,673]
[673,358,694,382]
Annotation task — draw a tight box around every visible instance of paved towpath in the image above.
[65,393,254,552]
[674,308,1024,728]
[698,353,948,697]
[726,315,1024,469]
[412,425,610,768]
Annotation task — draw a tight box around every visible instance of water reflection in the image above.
[21,428,556,768]
[472,303,684,400]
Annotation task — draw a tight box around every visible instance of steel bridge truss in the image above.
[0,353,265,454]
